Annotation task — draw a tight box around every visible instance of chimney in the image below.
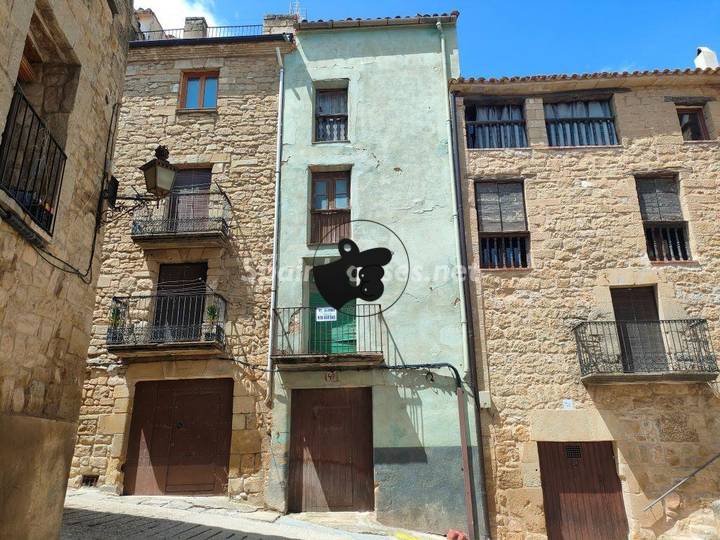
[694,47,719,69]
[263,14,297,35]
[184,17,208,39]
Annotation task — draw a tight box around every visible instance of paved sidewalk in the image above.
[62,489,443,540]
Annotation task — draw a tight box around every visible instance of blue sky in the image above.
[143,0,720,77]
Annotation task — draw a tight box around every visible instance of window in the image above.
[180,71,218,110]
[677,107,709,141]
[465,103,527,148]
[310,172,350,244]
[635,177,690,262]
[475,181,530,269]
[545,100,618,146]
[315,89,348,142]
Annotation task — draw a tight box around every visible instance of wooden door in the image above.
[307,272,356,354]
[167,169,211,232]
[288,388,373,512]
[153,263,207,342]
[124,379,232,495]
[538,442,629,540]
[611,286,666,371]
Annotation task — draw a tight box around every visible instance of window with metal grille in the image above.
[315,89,348,142]
[81,474,99,487]
[635,178,690,262]
[564,444,582,459]
[475,181,530,269]
[310,171,350,244]
[545,99,618,146]
[677,107,709,141]
[465,103,528,149]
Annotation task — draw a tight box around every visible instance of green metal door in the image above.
[308,287,356,354]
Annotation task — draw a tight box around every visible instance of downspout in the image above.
[266,44,286,407]
[436,21,480,540]
[450,89,492,540]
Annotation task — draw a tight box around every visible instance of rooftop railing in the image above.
[573,319,717,378]
[132,25,265,42]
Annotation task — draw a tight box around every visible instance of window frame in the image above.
[314,88,349,143]
[179,70,219,111]
[544,98,619,147]
[464,101,528,149]
[676,106,709,141]
[309,171,351,245]
[634,176,691,262]
[475,180,531,270]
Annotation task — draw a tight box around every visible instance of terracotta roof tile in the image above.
[297,11,459,30]
[451,67,720,85]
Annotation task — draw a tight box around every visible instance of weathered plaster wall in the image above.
[269,24,481,534]
[68,40,290,503]
[0,1,132,537]
[458,80,720,539]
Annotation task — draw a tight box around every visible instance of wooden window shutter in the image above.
[637,178,682,222]
[476,181,527,232]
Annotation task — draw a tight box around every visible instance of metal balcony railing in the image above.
[131,189,231,239]
[480,232,530,269]
[107,287,227,347]
[0,85,66,234]
[272,304,383,357]
[546,117,618,146]
[573,319,717,377]
[132,25,265,42]
[466,120,528,149]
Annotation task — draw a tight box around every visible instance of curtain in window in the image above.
[545,100,618,146]
[466,104,527,148]
[636,178,683,222]
[316,90,348,141]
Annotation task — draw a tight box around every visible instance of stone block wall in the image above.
[457,78,720,539]
[68,39,290,503]
[0,1,132,538]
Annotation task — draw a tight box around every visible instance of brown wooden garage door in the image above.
[538,441,629,540]
[288,388,373,512]
[124,378,233,495]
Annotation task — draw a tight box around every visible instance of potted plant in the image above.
[107,305,123,343]
[205,304,219,341]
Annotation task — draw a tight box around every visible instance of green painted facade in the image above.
[267,20,484,534]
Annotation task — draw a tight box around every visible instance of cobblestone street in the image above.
[61,489,441,540]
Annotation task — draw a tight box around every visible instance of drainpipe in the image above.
[436,21,478,540]
[265,45,285,407]
[437,21,491,539]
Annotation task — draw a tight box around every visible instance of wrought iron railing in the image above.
[546,117,618,146]
[131,189,231,238]
[0,86,66,234]
[644,221,691,262]
[272,304,383,356]
[466,121,528,149]
[573,319,717,376]
[107,289,227,347]
[316,115,348,142]
[480,232,530,269]
[133,25,265,42]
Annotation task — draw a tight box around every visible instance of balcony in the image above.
[106,289,228,361]
[132,25,265,42]
[573,319,718,383]
[271,304,384,370]
[0,86,66,236]
[131,189,231,249]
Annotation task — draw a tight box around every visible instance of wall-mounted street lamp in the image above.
[103,145,177,209]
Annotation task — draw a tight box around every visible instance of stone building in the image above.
[68,15,292,504]
[451,68,720,538]
[266,12,488,537]
[0,0,133,538]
